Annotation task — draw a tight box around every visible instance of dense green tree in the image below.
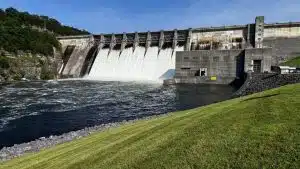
[0,7,90,56]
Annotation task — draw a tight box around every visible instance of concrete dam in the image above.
[57,16,300,83]
[58,30,189,81]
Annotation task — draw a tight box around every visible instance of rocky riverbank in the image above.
[0,52,59,82]
[0,115,168,162]
[233,72,300,97]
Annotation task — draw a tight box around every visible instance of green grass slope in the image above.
[1,84,300,169]
[281,56,300,67]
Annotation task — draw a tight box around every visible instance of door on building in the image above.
[253,60,262,73]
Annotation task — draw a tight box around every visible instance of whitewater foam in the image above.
[87,46,183,81]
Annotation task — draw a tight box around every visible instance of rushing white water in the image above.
[87,46,184,81]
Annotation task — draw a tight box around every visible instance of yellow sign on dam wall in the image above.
[210,76,217,81]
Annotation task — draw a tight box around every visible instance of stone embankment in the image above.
[0,115,167,162]
[233,72,300,97]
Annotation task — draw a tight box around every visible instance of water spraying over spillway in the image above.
[87,46,184,81]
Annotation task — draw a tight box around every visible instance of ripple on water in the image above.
[0,80,236,148]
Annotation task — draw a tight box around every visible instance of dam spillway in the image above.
[57,29,191,80]
[88,46,184,81]
[87,30,188,81]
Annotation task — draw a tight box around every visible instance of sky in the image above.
[0,0,299,34]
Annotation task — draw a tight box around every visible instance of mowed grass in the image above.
[281,56,300,67]
[1,84,300,169]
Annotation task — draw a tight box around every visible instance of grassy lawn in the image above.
[1,84,300,169]
[280,56,300,67]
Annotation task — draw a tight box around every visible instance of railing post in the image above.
[133,32,139,53]
[145,31,151,56]
[109,34,116,56]
[120,32,127,56]
[158,30,164,55]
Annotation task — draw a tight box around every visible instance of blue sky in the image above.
[0,0,299,34]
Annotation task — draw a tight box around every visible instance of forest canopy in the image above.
[0,7,90,56]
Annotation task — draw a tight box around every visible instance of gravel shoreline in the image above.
[0,114,168,162]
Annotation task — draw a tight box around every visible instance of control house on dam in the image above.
[57,16,300,84]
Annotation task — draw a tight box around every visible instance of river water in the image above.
[0,80,236,148]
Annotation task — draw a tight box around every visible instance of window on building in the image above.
[200,68,207,76]
[253,60,262,73]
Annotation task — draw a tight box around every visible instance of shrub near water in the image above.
[0,56,10,69]
[0,55,10,80]
[40,60,55,80]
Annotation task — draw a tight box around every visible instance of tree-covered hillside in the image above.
[0,7,90,81]
[0,7,90,55]
[0,7,90,36]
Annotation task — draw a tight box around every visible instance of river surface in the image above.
[0,80,236,148]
